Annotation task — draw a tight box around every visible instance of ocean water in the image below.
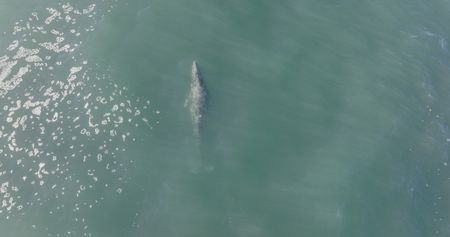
[1,0,450,236]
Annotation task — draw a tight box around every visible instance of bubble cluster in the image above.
[0,2,158,236]
[403,28,450,236]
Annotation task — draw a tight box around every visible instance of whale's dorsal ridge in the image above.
[189,60,206,135]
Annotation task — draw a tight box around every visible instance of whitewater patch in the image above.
[0,2,160,236]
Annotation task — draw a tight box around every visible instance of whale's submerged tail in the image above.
[189,60,206,135]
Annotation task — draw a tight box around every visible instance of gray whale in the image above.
[188,61,206,135]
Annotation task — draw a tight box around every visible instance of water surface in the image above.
[1,0,450,236]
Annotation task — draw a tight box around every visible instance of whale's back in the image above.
[189,61,206,135]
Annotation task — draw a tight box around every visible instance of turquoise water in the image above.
[1,0,450,236]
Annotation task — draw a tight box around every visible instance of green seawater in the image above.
[1,0,450,236]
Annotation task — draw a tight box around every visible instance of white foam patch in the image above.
[13,47,39,59]
[0,56,8,63]
[7,41,19,51]
[0,61,18,82]
[69,66,82,74]
[25,55,42,63]
[39,42,71,53]
[31,106,42,116]
[44,8,61,25]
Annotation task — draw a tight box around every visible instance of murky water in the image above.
[1,0,450,236]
